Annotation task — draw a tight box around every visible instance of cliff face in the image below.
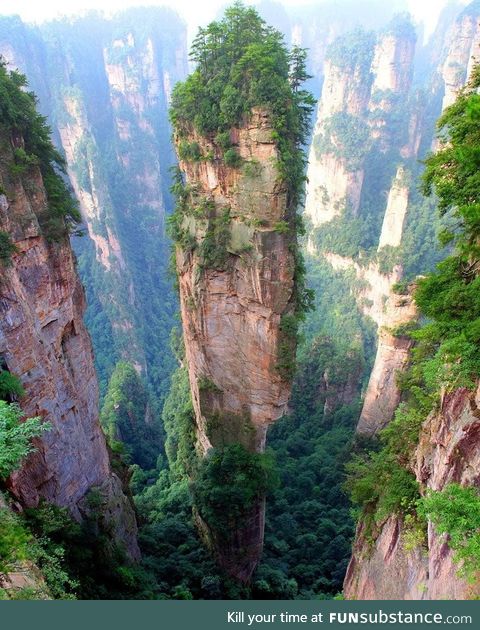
[175,108,296,579]
[304,56,371,226]
[441,9,480,110]
[0,9,188,401]
[304,25,415,228]
[345,384,480,600]
[343,2,480,599]
[356,287,417,435]
[0,132,139,559]
[377,167,409,250]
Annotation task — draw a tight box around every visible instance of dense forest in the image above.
[1,0,480,601]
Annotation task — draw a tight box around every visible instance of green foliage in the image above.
[169,4,315,382]
[345,447,420,524]
[346,64,480,547]
[273,220,290,234]
[381,13,416,41]
[0,60,80,240]
[23,499,148,599]
[215,131,232,150]
[256,338,363,598]
[223,147,243,167]
[199,207,232,269]
[191,444,278,539]
[0,370,24,400]
[100,362,163,470]
[325,28,375,74]
[0,401,49,480]
[170,1,314,207]
[0,500,30,575]
[243,159,262,178]
[418,484,480,582]
[178,140,203,162]
[314,112,371,171]
[412,69,480,392]
[162,367,197,479]
[0,231,17,266]
[276,314,299,379]
[392,280,409,295]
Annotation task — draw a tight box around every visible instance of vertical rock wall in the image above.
[0,133,139,559]
[344,1,480,599]
[175,108,296,580]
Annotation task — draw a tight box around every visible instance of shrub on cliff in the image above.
[0,232,17,266]
[0,60,80,240]
[0,401,49,479]
[191,444,278,538]
[419,484,480,583]
[170,1,315,207]
[345,65,480,547]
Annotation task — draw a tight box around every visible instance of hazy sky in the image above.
[0,0,469,39]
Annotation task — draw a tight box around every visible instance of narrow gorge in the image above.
[0,0,479,602]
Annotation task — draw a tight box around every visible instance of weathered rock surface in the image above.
[357,287,417,436]
[323,254,418,436]
[304,26,416,228]
[0,135,139,559]
[0,10,188,395]
[177,108,295,455]
[377,167,409,250]
[304,56,371,226]
[175,108,296,580]
[441,10,480,110]
[345,384,480,599]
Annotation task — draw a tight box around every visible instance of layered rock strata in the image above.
[175,108,296,580]
[0,132,139,559]
[345,384,480,600]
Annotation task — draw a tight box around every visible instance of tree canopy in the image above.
[170,1,315,205]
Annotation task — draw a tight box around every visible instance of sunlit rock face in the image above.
[441,10,480,110]
[175,108,297,580]
[0,131,139,560]
[304,25,415,228]
[345,383,480,600]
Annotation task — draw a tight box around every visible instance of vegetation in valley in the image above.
[101,362,164,471]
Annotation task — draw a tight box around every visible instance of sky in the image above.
[0,0,470,40]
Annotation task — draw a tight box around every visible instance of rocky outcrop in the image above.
[345,4,480,598]
[324,253,402,327]
[175,108,296,580]
[304,52,372,226]
[370,33,415,94]
[304,22,416,228]
[324,251,418,436]
[357,287,417,435]
[176,109,295,456]
[345,384,480,600]
[377,167,409,249]
[0,132,139,559]
[441,8,480,110]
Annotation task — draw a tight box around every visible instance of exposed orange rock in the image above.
[0,134,139,559]
[345,384,480,599]
[175,108,296,580]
